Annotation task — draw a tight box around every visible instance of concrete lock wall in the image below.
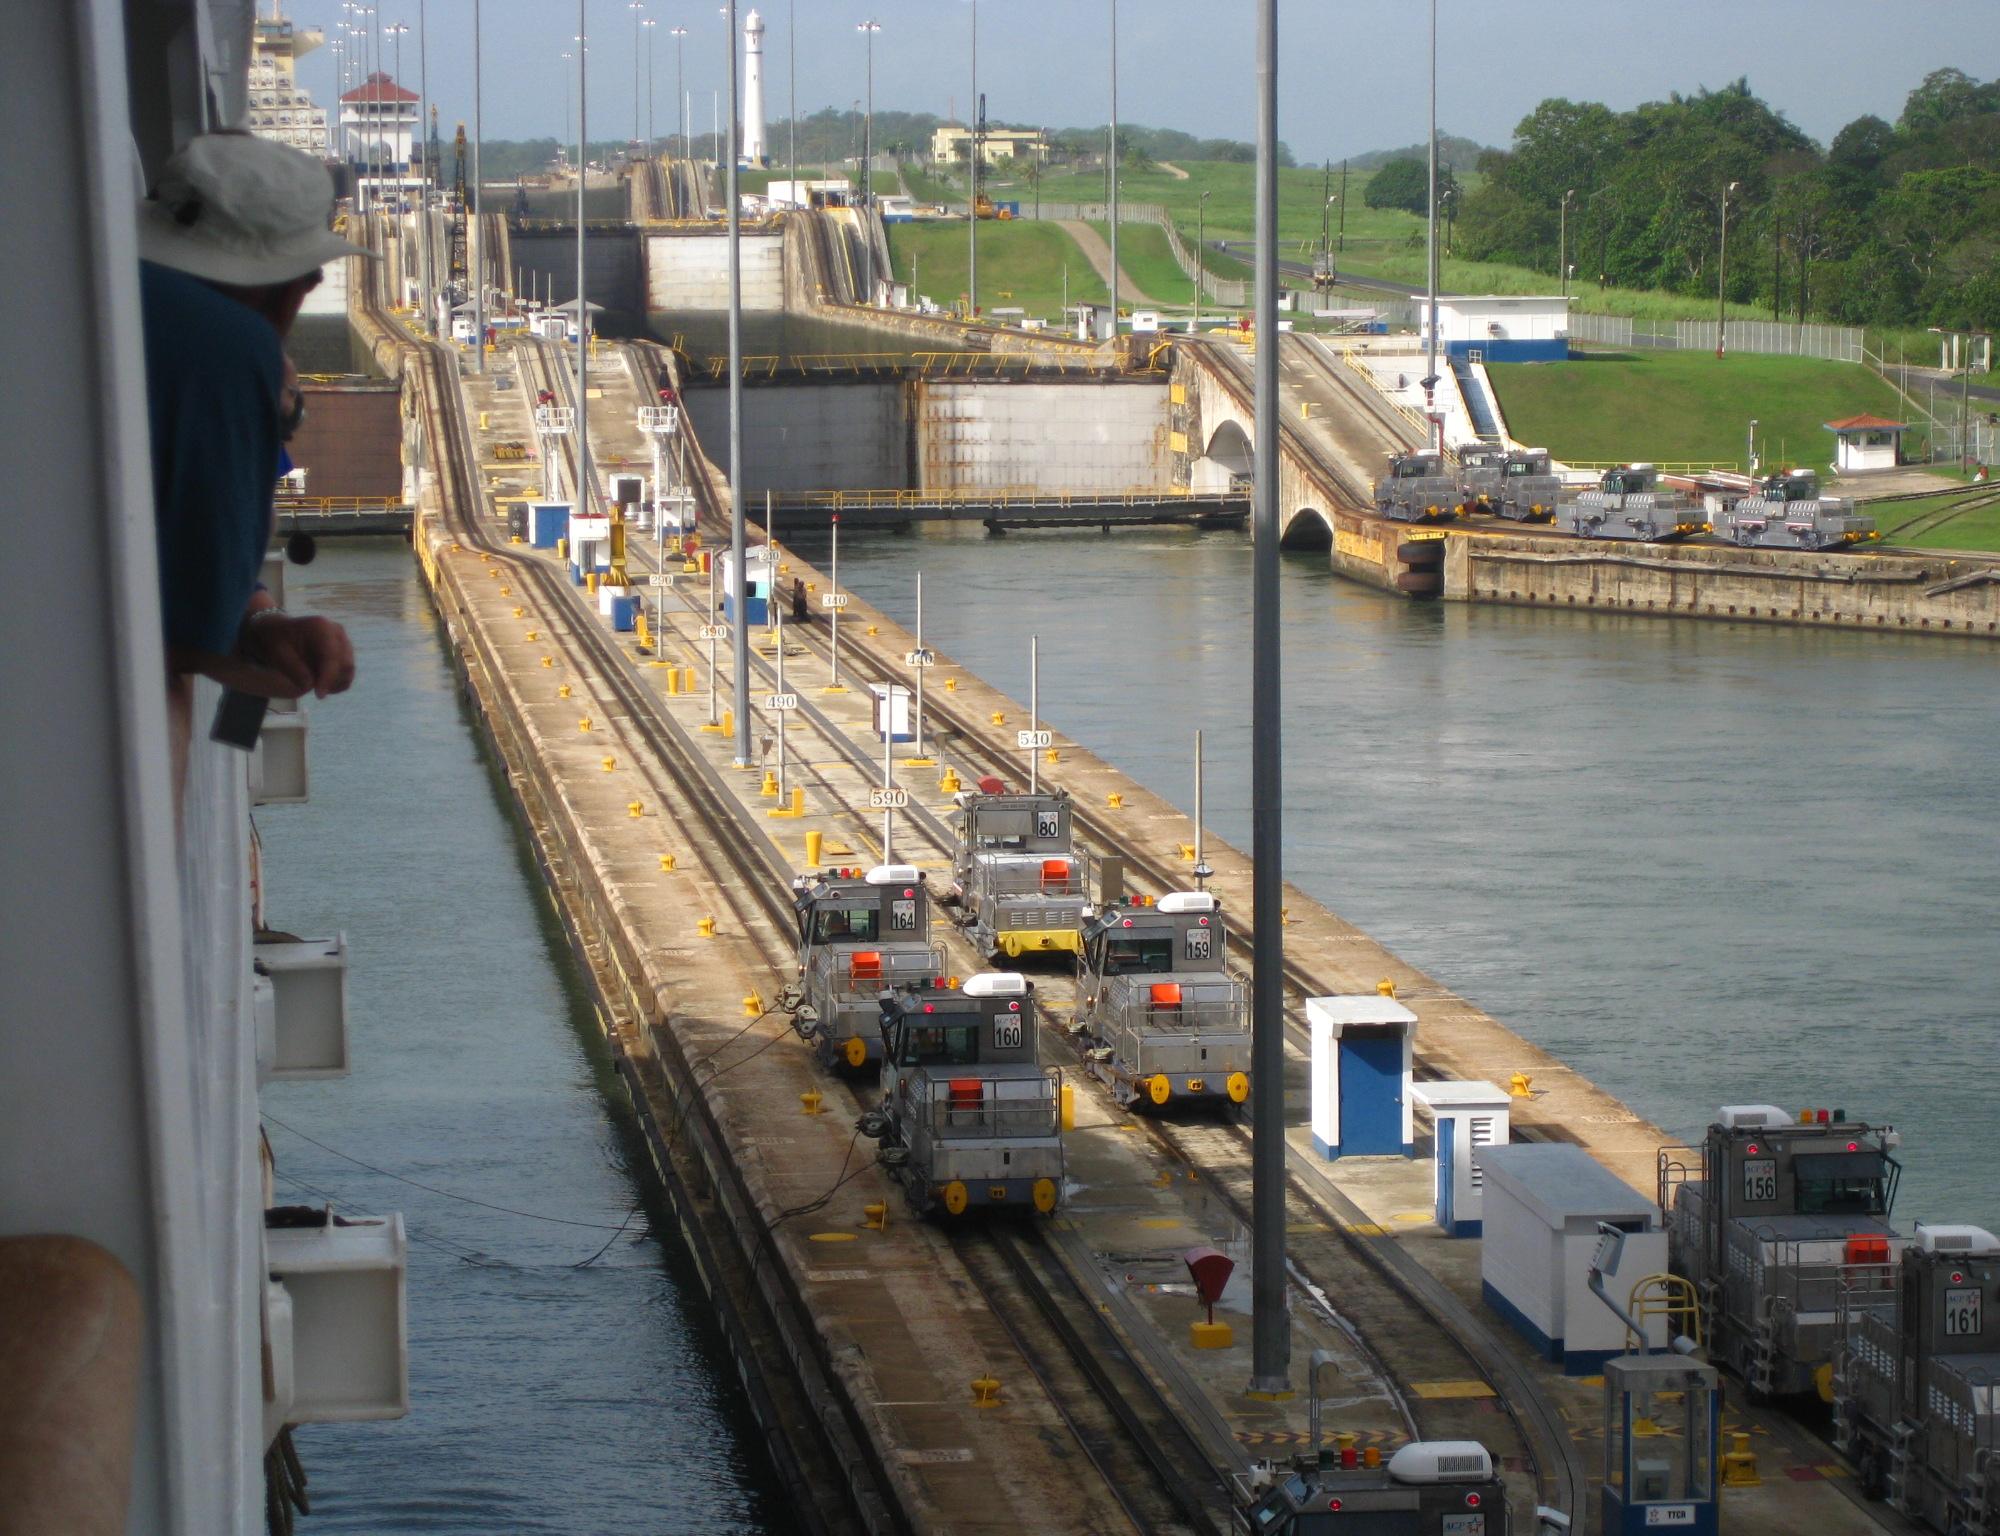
[510,232,646,315]
[683,381,908,498]
[916,381,1171,492]
[646,233,786,312]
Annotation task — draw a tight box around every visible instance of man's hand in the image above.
[238,610,356,699]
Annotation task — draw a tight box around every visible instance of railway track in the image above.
[480,326,1226,1534]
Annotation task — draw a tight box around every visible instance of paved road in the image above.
[1061,219,1159,308]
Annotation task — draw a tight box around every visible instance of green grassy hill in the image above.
[885,220,1107,317]
[1488,352,1930,469]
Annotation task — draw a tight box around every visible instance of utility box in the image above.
[253,934,350,1082]
[529,500,571,550]
[718,546,773,626]
[868,681,914,742]
[567,513,612,580]
[1478,1143,1668,1373]
[251,710,309,805]
[1305,994,1416,1159]
[1411,1080,1510,1236]
[266,1215,409,1422]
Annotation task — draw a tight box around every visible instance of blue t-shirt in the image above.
[140,261,283,658]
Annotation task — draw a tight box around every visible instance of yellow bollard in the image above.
[628,801,644,817]
[680,666,696,693]
[659,854,677,871]
[602,756,616,771]
[1045,748,1060,765]
[498,587,511,597]
[1720,1431,1761,1487]
[806,830,823,866]
[863,1202,888,1231]
[1060,1082,1075,1132]
[586,572,597,594]
[939,767,962,795]
[743,990,763,1017]
[665,668,681,696]
[487,568,498,578]
[559,683,573,698]
[970,1375,1002,1408]
[1376,978,1397,997]
[990,711,1005,726]
[768,786,805,819]
[513,606,526,618]
[760,769,780,798]
[556,538,567,560]
[944,677,957,691]
[1509,1072,1534,1098]
[721,709,733,736]
[800,1090,824,1117]
[526,630,539,641]
[697,915,716,938]
[510,534,524,544]
[579,716,593,731]
[542,656,554,668]
[1107,792,1123,808]
[479,410,490,429]
[1280,906,1292,925]
[1178,843,1196,862]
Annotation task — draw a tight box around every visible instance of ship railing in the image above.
[1657,1144,1703,1214]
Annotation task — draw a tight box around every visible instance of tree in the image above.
[1364,157,1455,215]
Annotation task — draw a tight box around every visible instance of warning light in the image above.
[1325,1498,1343,1512]
[1818,1109,1832,1125]
[1848,1142,1859,1151]
[1008,1000,1020,1011]
[1746,1144,1760,1156]
[1954,1272,1966,1285]
[1121,919,1134,928]
[903,888,915,898]
[1198,916,1210,926]
[1466,1492,1482,1508]
[922,1003,934,1013]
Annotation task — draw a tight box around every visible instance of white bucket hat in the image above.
[139,134,376,286]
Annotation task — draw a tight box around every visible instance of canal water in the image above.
[259,540,788,1533]
[823,525,2000,1233]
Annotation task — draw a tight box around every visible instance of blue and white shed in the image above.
[528,501,571,550]
[1305,994,1416,1159]
[1410,1080,1510,1236]
[1477,1143,1668,1374]
[718,546,773,626]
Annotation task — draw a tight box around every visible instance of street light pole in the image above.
[471,0,482,372]
[576,11,591,511]
[789,0,798,204]
[1422,0,1440,456]
[1559,187,1573,303]
[387,23,408,210]
[1194,188,1209,331]
[726,0,750,766]
[858,21,880,305]
[671,28,688,186]
[1717,179,1739,359]
[417,0,431,324]
[1108,0,1119,336]
[643,19,656,166]
[967,0,977,319]
[1249,0,1290,1403]
[629,1,644,150]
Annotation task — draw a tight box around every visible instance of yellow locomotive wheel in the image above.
[1032,1178,1058,1214]
[843,1035,868,1069]
[942,1180,970,1216]
[1226,1072,1250,1104]
[1147,1074,1172,1107]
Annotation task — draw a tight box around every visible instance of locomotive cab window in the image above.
[1103,936,1173,974]
[1793,1150,1892,1216]
[813,905,880,943]
[898,1022,980,1067]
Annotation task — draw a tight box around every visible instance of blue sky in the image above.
[289,0,2000,161]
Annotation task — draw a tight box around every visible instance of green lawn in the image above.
[1488,352,1930,470]
[1084,221,1196,309]
[886,220,1107,317]
[1870,487,2000,550]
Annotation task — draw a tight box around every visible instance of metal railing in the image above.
[274,495,409,512]
[784,486,1221,514]
[1327,345,1460,469]
[922,1075,1061,1140]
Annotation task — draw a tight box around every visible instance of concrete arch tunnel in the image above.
[1189,408,1334,549]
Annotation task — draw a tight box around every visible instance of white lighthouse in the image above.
[742,8,768,167]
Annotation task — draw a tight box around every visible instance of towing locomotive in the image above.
[1375,450,1460,524]
[784,863,944,1069]
[1835,1224,2000,1535]
[1663,1104,1905,1397]
[1553,464,1707,542]
[1456,446,1509,515]
[1489,448,1561,523]
[1241,1441,1513,1534]
[1076,890,1250,1110]
[863,973,1064,1218]
[1710,469,1882,550]
[950,786,1092,962]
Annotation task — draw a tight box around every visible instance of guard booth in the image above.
[609,473,647,529]
[1411,1081,1510,1236]
[1305,994,1416,1159]
[717,546,773,626]
[1603,1354,1720,1535]
[528,501,571,550]
[868,681,914,743]
[1478,1144,1668,1373]
[566,513,612,582]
